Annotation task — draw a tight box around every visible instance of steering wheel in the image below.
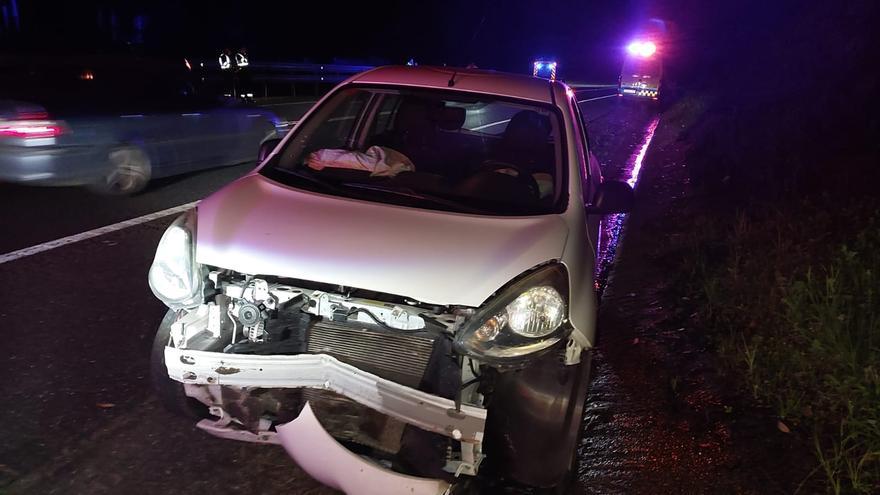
[477,160,541,199]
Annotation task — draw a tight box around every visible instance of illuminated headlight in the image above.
[455,264,570,363]
[506,286,565,337]
[148,211,204,310]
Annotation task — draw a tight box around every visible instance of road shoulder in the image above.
[577,96,816,493]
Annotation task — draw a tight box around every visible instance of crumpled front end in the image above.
[161,272,487,493]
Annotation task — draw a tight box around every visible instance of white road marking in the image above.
[260,101,318,107]
[577,93,618,104]
[0,201,199,265]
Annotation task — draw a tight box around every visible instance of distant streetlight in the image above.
[219,52,232,70]
[234,51,249,68]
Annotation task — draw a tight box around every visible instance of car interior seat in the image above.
[494,110,553,174]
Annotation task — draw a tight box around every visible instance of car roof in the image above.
[350,65,559,104]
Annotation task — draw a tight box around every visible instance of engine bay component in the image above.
[237,302,265,327]
[230,278,281,343]
[305,291,427,331]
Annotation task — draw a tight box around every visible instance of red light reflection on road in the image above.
[595,116,661,293]
[627,117,660,187]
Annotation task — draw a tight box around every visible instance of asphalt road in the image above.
[0,88,661,494]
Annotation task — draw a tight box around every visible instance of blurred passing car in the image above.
[619,40,662,99]
[148,65,634,494]
[0,55,282,194]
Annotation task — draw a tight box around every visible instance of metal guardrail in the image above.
[212,61,377,97]
[244,62,375,83]
[248,62,374,73]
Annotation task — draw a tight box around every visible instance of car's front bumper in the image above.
[278,402,452,495]
[165,347,485,493]
[165,347,486,442]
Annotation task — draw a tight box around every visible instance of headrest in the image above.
[394,98,466,132]
[502,110,551,144]
[433,105,466,131]
[395,99,432,129]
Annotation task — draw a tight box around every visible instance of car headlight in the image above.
[148,210,204,310]
[455,264,570,363]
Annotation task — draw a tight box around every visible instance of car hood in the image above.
[195,174,569,307]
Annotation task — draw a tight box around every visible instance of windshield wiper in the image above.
[340,183,490,214]
[276,166,344,193]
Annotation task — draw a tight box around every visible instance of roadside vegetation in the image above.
[680,198,879,493]
[652,1,878,491]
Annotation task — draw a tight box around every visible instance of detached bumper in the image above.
[277,402,451,495]
[164,347,486,442]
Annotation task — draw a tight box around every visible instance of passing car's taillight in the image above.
[0,120,65,139]
[454,263,571,364]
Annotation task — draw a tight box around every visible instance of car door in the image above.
[195,100,275,168]
[103,76,206,178]
[570,94,602,252]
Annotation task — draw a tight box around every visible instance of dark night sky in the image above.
[4,0,653,80]
[4,0,873,91]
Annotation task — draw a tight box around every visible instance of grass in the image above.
[681,199,880,493]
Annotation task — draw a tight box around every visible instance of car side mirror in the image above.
[586,180,634,214]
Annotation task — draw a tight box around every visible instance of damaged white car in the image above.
[148,65,633,494]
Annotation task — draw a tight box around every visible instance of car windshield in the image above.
[260,86,566,215]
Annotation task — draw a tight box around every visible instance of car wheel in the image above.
[89,145,152,195]
[483,349,593,491]
[150,309,210,419]
[552,351,592,494]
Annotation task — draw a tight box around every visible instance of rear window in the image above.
[261,85,566,216]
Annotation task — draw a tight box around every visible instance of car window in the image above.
[263,86,566,216]
[570,97,591,182]
[456,103,523,136]
[621,57,661,78]
[372,94,399,136]
[282,90,371,159]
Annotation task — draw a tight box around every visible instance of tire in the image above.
[88,145,152,195]
[483,350,593,491]
[552,351,592,494]
[150,309,210,419]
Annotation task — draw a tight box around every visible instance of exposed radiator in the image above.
[307,319,436,388]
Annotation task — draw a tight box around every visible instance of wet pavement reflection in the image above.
[573,103,748,494]
[594,115,660,297]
